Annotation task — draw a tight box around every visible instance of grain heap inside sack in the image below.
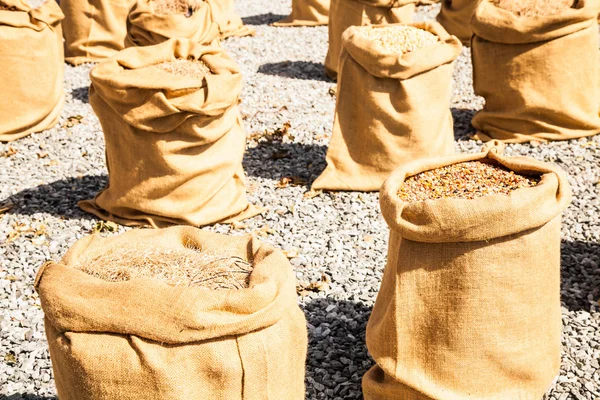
[491,0,575,17]
[152,0,204,14]
[153,57,212,76]
[359,24,439,53]
[0,0,64,142]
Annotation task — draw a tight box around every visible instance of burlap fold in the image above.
[79,38,259,228]
[272,0,330,26]
[436,0,481,45]
[125,0,219,47]
[36,226,308,400]
[471,0,600,143]
[0,0,64,142]
[363,147,572,399]
[313,22,461,192]
[61,0,136,65]
[206,0,255,38]
[324,0,417,79]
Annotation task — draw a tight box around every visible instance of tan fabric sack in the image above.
[417,0,440,4]
[272,0,330,26]
[206,0,254,38]
[313,22,461,192]
[471,0,600,143]
[125,0,219,47]
[436,0,481,45]
[0,0,64,142]
[324,0,417,79]
[79,39,259,228]
[363,146,572,399]
[36,226,308,400]
[61,0,136,65]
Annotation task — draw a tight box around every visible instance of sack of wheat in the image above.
[205,0,254,38]
[436,0,481,44]
[272,0,329,26]
[61,0,136,65]
[0,0,64,142]
[471,0,600,143]
[324,0,417,79]
[313,22,461,192]
[363,144,572,399]
[79,38,259,227]
[36,226,308,400]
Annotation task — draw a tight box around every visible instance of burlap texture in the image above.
[0,0,64,142]
[272,0,329,26]
[324,0,417,79]
[125,0,219,47]
[417,0,440,4]
[313,22,461,192]
[79,39,259,228]
[436,0,481,45]
[363,147,572,399]
[36,226,307,400]
[471,0,600,143]
[206,0,254,38]
[61,0,136,65]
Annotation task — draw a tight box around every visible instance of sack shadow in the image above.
[241,13,287,25]
[69,87,89,104]
[257,61,332,82]
[451,107,477,141]
[301,298,372,399]
[561,239,600,312]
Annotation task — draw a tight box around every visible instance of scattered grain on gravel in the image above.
[491,0,575,17]
[154,58,212,77]
[360,25,438,54]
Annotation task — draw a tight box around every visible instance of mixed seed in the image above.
[154,58,212,77]
[491,0,575,17]
[360,25,439,54]
[398,161,540,202]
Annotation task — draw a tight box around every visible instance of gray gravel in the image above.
[1,1,599,399]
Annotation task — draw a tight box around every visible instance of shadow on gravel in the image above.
[302,298,372,399]
[2,175,107,220]
[451,107,477,141]
[0,395,56,400]
[258,61,331,82]
[70,86,89,104]
[242,13,286,25]
[560,239,600,312]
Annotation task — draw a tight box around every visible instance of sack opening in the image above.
[153,58,213,77]
[151,0,205,16]
[358,24,439,54]
[490,0,577,17]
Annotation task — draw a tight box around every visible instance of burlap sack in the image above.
[206,0,254,38]
[436,0,481,45]
[61,0,136,65]
[36,226,308,400]
[417,0,440,4]
[0,0,64,142]
[272,0,329,26]
[471,0,600,143]
[79,39,259,228]
[125,0,219,47]
[324,0,417,79]
[313,22,461,192]
[363,146,572,399]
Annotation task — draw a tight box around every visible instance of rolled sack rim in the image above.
[379,148,572,243]
[0,0,64,30]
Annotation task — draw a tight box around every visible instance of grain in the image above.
[151,0,205,15]
[71,242,253,289]
[398,161,540,202]
[360,25,438,54]
[491,0,575,17]
[154,58,212,77]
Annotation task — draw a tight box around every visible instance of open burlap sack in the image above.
[36,226,308,400]
[206,0,254,38]
[324,0,417,79]
[125,0,219,47]
[471,0,600,143]
[363,146,572,399]
[61,0,136,65]
[0,0,64,142]
[79,38,259,228]
[436,0,481,44]
[272,0,329,26]
[313,22,461,192]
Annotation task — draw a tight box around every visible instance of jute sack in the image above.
[36,226,308,400]
[471,0,600,143]
[313,22,461,192]
[417,0,440,4]
[363,146,572,399]
[61,0,136,65]
[0,0,64,142]
[324,0,417,79]
[125,0,219,47]
[206,0,254,38]
[272,0,330,26]
[79,38,259,228]
[436,0,481,44]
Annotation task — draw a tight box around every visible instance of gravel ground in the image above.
[1,1,599,399]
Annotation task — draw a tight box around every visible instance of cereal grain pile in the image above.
[154,58,212,77]
[361,25,439,54]
[491,0,575,17]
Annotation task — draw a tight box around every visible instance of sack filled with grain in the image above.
[272,0,329,26]
[0,0,64,142]
[436,0,481,45]
[125,0,219,47]
[471,0,600,143]
[79,38,259,228]
[313,22,461,192]
[36,226,308,400]
[324,0,417,79]
[206,0,254,38]
[61,0,136,65]
[363,144,572,399]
